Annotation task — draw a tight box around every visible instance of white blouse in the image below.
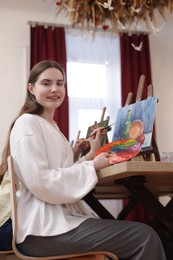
[10,114,98,243]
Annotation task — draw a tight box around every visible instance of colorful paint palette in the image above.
[94,139,142,165]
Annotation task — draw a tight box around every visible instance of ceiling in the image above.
[0,0,55,13]
[0,0,170,33]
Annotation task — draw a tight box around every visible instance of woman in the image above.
[0,60,166,259]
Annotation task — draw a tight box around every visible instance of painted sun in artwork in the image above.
[129,119,145,144]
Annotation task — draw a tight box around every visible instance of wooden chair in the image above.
[0,250,14,258]
[0,250,17,260]
[0,251,13,255]
[7,156,118,260]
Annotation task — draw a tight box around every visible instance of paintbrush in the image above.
[89,122,116,137]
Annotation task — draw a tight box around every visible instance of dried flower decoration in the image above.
[56,1,62,6]
[54,0,173,33]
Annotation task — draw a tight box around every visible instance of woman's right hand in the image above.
[85,127,108,159]
[93,152,110,171]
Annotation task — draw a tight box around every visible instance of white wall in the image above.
[150,12,173,155]
[0,2,173,157]
[0,2,68,156]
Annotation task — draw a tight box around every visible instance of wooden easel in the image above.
[72,107,110,157]
[84,77,161,221]
[124,75,160,162]
[117,75,160,220]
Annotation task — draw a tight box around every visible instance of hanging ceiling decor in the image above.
[55,0,173,33]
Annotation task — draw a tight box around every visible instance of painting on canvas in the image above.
[112,96,158,149]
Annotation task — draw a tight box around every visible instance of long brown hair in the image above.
[0,60,65,184]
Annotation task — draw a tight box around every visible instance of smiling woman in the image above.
[0,60,167,260]
[27,67,65,123]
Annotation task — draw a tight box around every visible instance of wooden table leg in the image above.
[83,191,115,219]
[117,196,138,220]
[115,176,173,237]
[166,197,173,214]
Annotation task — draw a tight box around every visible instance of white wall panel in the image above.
[0,46,27,156]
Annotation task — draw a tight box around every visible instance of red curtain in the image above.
[30,25,69,139]
[120,33,152,222]
[120,33,152,106]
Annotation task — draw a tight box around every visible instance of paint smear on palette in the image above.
[94,139,142,164]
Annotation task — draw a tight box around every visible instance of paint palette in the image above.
[94,139,142,164]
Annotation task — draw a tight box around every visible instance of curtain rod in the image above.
[28,20,115,32]
[28,21,72,29]
[27,21,149,35]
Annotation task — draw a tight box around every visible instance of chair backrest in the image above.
[7,156,19,257]
[7,155,118,260]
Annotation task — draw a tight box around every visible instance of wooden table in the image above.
[96,161,173,198]
[83,161,173,237]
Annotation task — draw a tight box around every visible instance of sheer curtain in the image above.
[65,29,121,142]
[30,25,69,139]
[65,29,122,218]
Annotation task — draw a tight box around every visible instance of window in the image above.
[66,29,121,143]
[67,62,107,98]
[67,62,108,141]
[66,30,123,217]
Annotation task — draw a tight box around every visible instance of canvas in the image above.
[80,118,109,157]
[112,96,158,149]
[85,118,109,146]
